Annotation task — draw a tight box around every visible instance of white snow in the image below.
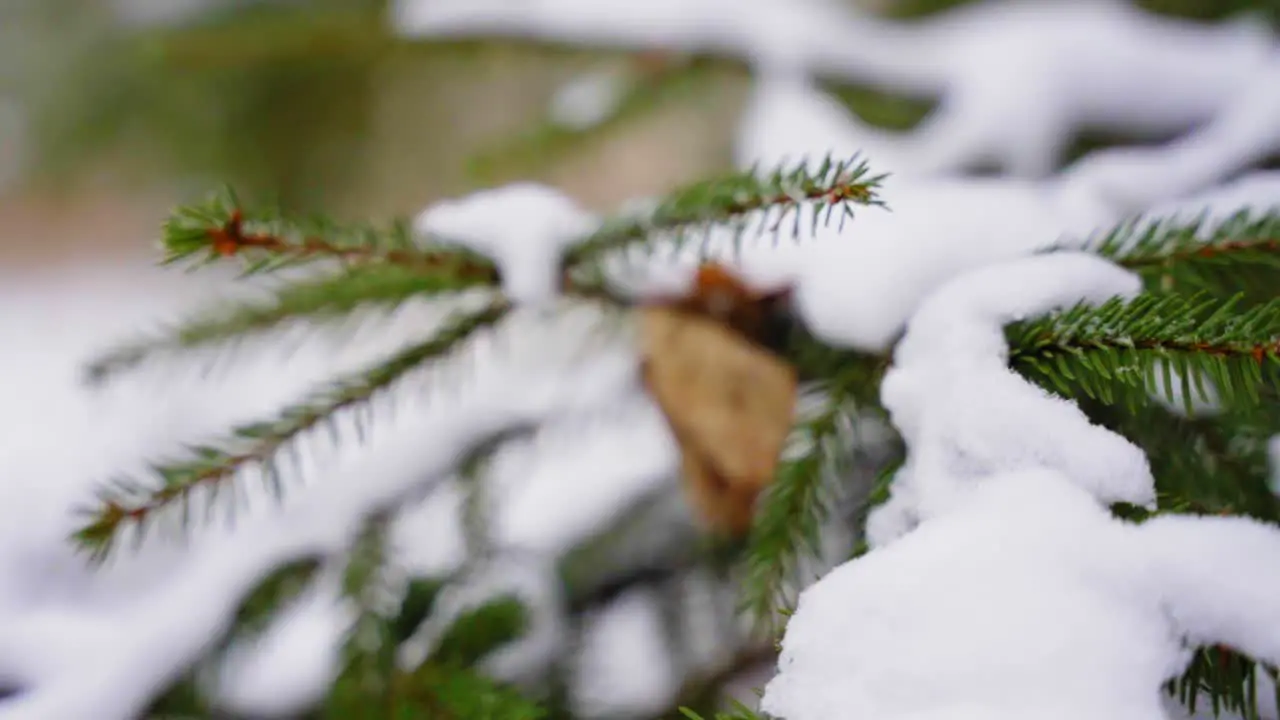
[825,0,1274,178]
[398,551,568,686]
[391,0,860,69]
[765,467,1206,720]
[2,0,1279,717]
[870,252,1153,545]
[569,587,681,718]
[762,253,1280,720]
[600,173,1120,354]
[1062,50,1280,217]
[413,182,600,304]
[208,571,352,717]
[734,62,914,177]
[0,261,673,719]
[394,0,1276,180]
[1138,171,1280,228]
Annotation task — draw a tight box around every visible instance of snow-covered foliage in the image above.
[395,0,1279,182]
[762,252,1280,720]
[2,1,1280,719]
[0,260,676,718]
[765,462,1280,720]
[414,183,601,304]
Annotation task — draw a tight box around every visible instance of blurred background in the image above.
[1,3,1279,717]
[1,0,1276,270]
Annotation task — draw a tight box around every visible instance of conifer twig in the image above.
[85,266,495,382]
[741,387,858,632]
[73,301,511,560]
[1082,210,1280,303]
[1096,210,1280,271]
[562,155,884,272]
[163,189,499,279]
[1008,293,1280,415]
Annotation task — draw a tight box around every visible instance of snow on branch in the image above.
[84,265,494,382]
[0,296,645,720]
[164,188,497,278]
[562,156,883,281]
[761,251,1280,720]
[1092,209,1280,272]
[1083,208,1280,305]
[871,252,1155,542]
[740,388,859,631]
[1008,293,1280,415]
[74,300,512,561]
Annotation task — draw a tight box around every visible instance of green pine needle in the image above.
[72,301,511,561]
[1103,400,1279,519]
[162,187,499,279]
[333,515,400,710]
[1096,209,1280,272]
[562,154,885,277]
[741,388,859,632]
[1008,292,1280,415]
[1168,647,1267,720]
[85,266,498,383]
[1084,209,1280,304]
[430,596,529,668]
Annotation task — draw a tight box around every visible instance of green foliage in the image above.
[324,517,538,719]
[75,300,510,560]
[1169,651,1279,720]
[1008,293,1280,415]
[84,264,492,381]
[431,597,529,667]
[1093,209,1280,305]
[741,387,861,631]
[563,155,883,286]
[159,187,497,277]
[77,152,1280,718]
[679,700,769,720]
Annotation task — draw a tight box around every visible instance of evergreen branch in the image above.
[1097,209,1280,272]
[429,596,529,668]
[458,429,534,561]
[322,593,538,720]
[559,490,740,615]
[741,387,858,632]
[562,155,884,270]
[396,664,547,720]
[1085,210,1280,304]
[329,515,400,715]
[1007,293,1280,415]
[1075,394,1280,520]
[390,578,450,645]
[72,302,511,560]
[1168,646,1266,720]
[849,456,907,561]
[785,328,890,401]
[164,189,500,279]
[85,266,495,383]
